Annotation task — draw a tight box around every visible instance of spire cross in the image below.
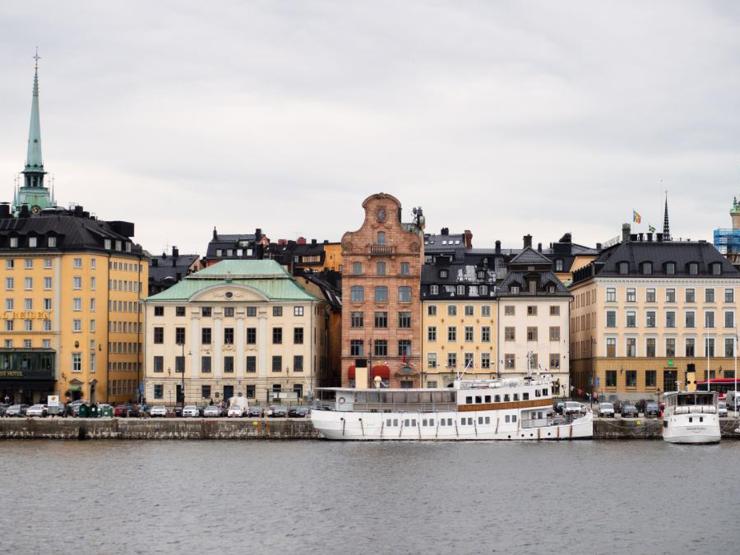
[33,47,41,69]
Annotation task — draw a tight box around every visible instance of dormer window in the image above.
[688,262,699,275]
[477,271,484,279]
[104,239,112,250]
[430,285,439,295]
[548,284,556,293]
[216,249,222,257]
[665,262,675,275]
[641,262,652,275]
[48,236,56,248]
[28,237,37,248]
[555,259,564,272]
[9,237,18,248]
[115,240,122,251]
[125,242,132,253]
[439,269,448,279]
[456,285,465,295]
[618,262,629,275]
[511,285,520,294]
[529,279,537,294]
[712,263,722,276]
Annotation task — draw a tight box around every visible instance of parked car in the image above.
[247,406,263,418]
[266,405,288,417]
[5,404,29,417]
[227,406,245,418]
[288,406,310,418]
[26,404,49,417]
[643,401,660,418]
[150,406,168,418]
[726,391,740,412]
[598,402,615,418]
[0,404,9,416]
[47,404,65,417]
[718,401,728,418]
[620,403,638,418]
[203,405,223,418]
[563,401,584,416]
[139,404,152,416]
[113,404,140,418]
[182,405,200,417]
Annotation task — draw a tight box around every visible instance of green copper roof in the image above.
[147,259,319,302]
[25,57,43,173]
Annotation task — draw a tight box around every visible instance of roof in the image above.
[497,270,570,297]
[149,253,200,283]
[509,247,553,267]
[147,259,319,302]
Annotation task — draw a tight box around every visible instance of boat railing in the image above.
[349,402,457,413]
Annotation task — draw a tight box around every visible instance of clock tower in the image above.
[13,50,54,215]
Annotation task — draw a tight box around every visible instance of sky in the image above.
[1,0,740,255]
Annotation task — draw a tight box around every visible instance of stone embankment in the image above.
[0,417,738,440]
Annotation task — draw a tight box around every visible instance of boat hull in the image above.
[662,415,721,445]
[311,410,593,441]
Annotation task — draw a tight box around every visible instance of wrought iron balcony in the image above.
[369,244,395,256]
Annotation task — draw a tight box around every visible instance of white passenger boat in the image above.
[311,376,593,441]
[662,391,721,445]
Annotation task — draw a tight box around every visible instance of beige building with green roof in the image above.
[143,260,331,406]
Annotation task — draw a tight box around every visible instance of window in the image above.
[684,311,695,328]
[462,305,473,317]
[400,262,410,275]
[528,353,538,370]
[447,353,457,368]
[606,311,616,328]
[201,328,212,344]
[25,258,33,269]
[351,311,364,328]
[527,327,537,341]
[705,311,715,329]
[481,326,491,342]
[549,354,560,369]
[705,338,715,357]
[448,326,457,341]
[71,319,82,332]
[665,262,675,275]
[72,352,82,372]
[663,289,675,303]
[427,326,437,341]
[606,370,617,387]
[246,385,256,398]
[464,352,474,368]
[725,311,735,329]
[398,340,411,357]
[24,277,33,290]
[224,356,234,373]
[376,231,386,245]
[666,338,676,357]
[375,286,388,303]
[374,312,388,328]
[712,263,722,275]
[246,356,256,373]
[376,261,386,276]
[9,237,17,248]
[448,305,457,316]
[626,370,637,387]
[626,338,636,357]
[154,306,164,317]
[685,338,695,357]
[427,305,437,316]
[606,288,616,302]
[549,326,560,341]
[646,311,656,328]
[175,327,186,344]
[504,305,515,316]
[175,356,185,373]
[374,340,388,357]
[294,327,304,344]
[350,340,364,356]
[294,306,304,317]
[224,307,235,318]
[626,288,636,302]
[666,311,675,328]
[464,326,474,342]
[555,259,564,272]
[352,262,362,275]
[293,355,304,372]
[505,327,515,341]
[175,306,186,317]
[247,307,257,317]
[154,327,164,344]
[618,262,629,275]
[201,356,212,373]
[246,328,256,344]
[201,385,212,399]
[5,259,13,269]
[646,289,656,303]
[398,312,411,328]
[504,354,515,369]
[272,356,282,372]
[550,305,560,316]
[685,288,695,303]
[398,286,411,303]
[482,305,491,317]
[153,385,163,399]
[705,288,715,303]
[626,311,636,328]
[24,319,33,332]
[646,338,656,358]
[527,305,537,316]
[427,353,437,369]
[272,327,283,344]
[481,353,491,369]
[350,286,364,302]
[641,262,652,275]
[273,306,283,317]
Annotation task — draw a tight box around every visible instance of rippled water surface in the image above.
[1,440,739,554]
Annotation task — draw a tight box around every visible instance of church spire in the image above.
[24,48,44,179]
[663,192,671,241]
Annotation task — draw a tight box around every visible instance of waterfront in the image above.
[1,441,739,554]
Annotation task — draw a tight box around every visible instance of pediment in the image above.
[190,283,269,303]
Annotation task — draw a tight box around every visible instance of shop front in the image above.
[0,350,56,405]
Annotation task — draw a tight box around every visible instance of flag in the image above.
[648,224,656,233]
[633,210,642,224]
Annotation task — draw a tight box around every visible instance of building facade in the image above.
[0,61,147,405]
[144,260,329,405]
[341,193,425,388]
[570,224,740,401]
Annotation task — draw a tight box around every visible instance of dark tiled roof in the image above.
[509,247,553,267]
[497,270,570,297]
[149,254,200,283]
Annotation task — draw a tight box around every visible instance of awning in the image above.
[348,365,390,380]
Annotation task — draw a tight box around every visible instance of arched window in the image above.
[377,231,386,245]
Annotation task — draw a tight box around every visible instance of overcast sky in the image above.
[1,1,739,255]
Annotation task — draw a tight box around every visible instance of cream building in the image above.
[144,260,329,405]
[570,225,740,400]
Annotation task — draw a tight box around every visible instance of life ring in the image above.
[338,397,346,405]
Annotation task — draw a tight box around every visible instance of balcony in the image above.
[369,244,395,256]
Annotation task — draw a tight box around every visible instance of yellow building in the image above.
[0,59,148,405]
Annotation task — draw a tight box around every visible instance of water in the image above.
[1,440,738,554]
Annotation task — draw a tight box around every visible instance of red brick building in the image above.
[341,193,424,387]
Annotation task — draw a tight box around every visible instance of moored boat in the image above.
[662,391,721,445]
[311,376,593,441]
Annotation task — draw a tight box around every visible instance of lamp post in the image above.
[178,340,185,409]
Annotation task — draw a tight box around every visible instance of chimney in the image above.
[656,233,663,242]
[622,223,631,243]
[20,205,30,218]
[311,239,317,245]
[523,234,532,249]
[495,240,501,254]
[255,228,262,240]
[463,230,473,249]
[441,227,449,236]
[537,242,542,252]
[638,233,644,241]
[596,243,602,250]
[646,233,653,242]
[297,237,306,245]
[213,227,218,240]
[172,246,179,258]
[0,203,10,218]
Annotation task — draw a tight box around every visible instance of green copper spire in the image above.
[14,48,52,215]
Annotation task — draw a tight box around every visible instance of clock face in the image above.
[377,208,386,223]
[31,205,41,214]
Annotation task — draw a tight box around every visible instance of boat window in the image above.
[393,419,398,426]
[430,418,435,426]
[512,415,517,422]
[478,417,483,424]
[495,395,501,402]
[411,419,417,427]
[523,392,529,400]
[386,419,392,427]
[469,418,474,425]
[404,419,410,427]
[535,390,541,397]
[466,396,473,404]
[484,395,491,403]
[699,417,703,423]
[447,418,453,426]
[505,415,510,423]
[513,393,519,401]
[485,416,490,424]
[688,417,692,423]
[504,394,510,402]
[542,388,549,396]
[422,419,427,426]
[441,419,446,426]
[475,396,482,404]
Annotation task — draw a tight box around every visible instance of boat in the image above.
[310,376,593,441]
[662,391,721,444]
